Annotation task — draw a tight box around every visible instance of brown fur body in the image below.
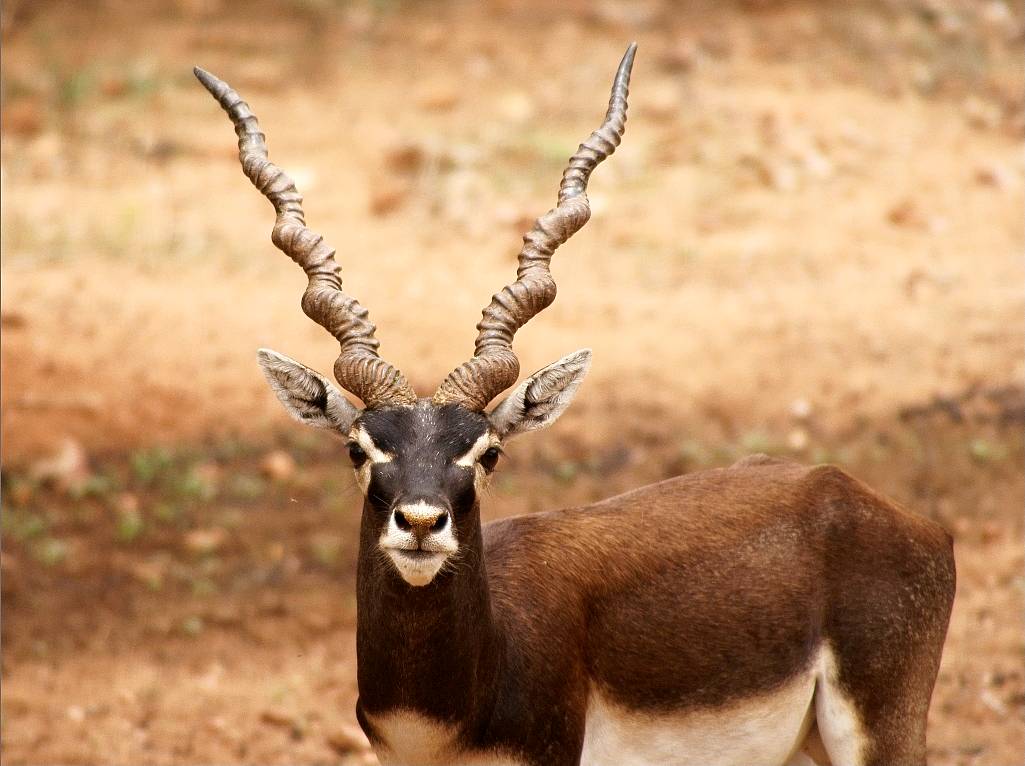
[197,48,955,766]
[355,457,955,765]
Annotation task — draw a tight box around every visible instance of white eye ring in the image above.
[479,447,502,472]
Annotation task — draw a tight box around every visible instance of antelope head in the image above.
[195,44,635,587]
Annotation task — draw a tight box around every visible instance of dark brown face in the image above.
[256,347,593,585]
[348,401,501,587]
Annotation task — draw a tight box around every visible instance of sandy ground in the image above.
[2,0,1023,763]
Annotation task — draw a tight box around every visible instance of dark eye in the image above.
[347,441,368,468]
[479,446,501,473]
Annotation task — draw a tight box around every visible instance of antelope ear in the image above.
[489,349,592,440]
[257,348,359,433]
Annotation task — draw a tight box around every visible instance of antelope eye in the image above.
[347,441,368,468]
[479,446,501,473]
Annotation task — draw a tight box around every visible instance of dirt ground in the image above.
[2,0,1023,763]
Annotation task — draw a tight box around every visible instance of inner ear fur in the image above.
[257,348,359,433]
[489,349,592,440]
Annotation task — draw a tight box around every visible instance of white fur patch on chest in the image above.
[366,709,523,766]
[580,670,816,766]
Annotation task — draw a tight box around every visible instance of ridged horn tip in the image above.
[621,42,638,70]
[193,66,220,92]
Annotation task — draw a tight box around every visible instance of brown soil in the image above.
[2,1,1023,764]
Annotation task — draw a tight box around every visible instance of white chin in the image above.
[387,550,448,587]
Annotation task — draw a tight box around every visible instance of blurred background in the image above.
[1,0,1022,763]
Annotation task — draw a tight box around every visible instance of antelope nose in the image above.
[393,502,449,538]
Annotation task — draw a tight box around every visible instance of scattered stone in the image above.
[326,724,372,755]
[0,551,20,576]
[300,610,334,632]
[114,492,140,516]
[369,178,412,217]
[951,516,973,538]
[34,538,68,566]
[343,5,374,34]
[7,479,35,507]
[492,203,535,231]
[980,520,1004,544]
[116,508,145,543]
[836,120,869,149]
[886,199,925,228]
[287,166,318,193]
[417,22,446,50]
[935,12,964,38]
[974,163,1012,189]
[787,428,809,451]
[759,160,798,192]
[962,96,1001,130]
[181,615,204,637]
[205,603,243,626]
[130,558,167,590]
[260,708,305,739]
[642,81,680,122]
[588,0,662,28]
[29,438,92,493]
[198,662,225,692]
[3,99,43,137]
[260,450,297,482]
[100,74,129,98]
[176,0,225,16]
[464,53,494,80]
[13,390,103,415]
[697,32,733,60]
[256,592,289,616]
[0,311,27,329]
[309,533,344,567]
[383,142,426,175]
[193,461,223,490]
[184,527,228,556]
[259,709,296,729]
[496,91,535,124]
[926,215,950,236]
[789,398,813,420]
[979,688,1008,716]
[415,79,459,111]
[66,705,86,723]
[658,39,700,73]
[800,149,834,181]
[980,0,1013,31]
[911,62,937,95]
[131,726,150,747]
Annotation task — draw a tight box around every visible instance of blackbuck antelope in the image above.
[196,44,955,766]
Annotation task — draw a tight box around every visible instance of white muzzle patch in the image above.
[379,501,458,587]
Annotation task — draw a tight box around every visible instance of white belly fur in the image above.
[368,647,863,766]
[370,681,814,766]
[580,669,816,766]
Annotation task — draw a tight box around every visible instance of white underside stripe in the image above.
[367,647,867,766]
[581,673,815,766]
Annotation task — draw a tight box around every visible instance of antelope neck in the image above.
[355,499,503,731]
